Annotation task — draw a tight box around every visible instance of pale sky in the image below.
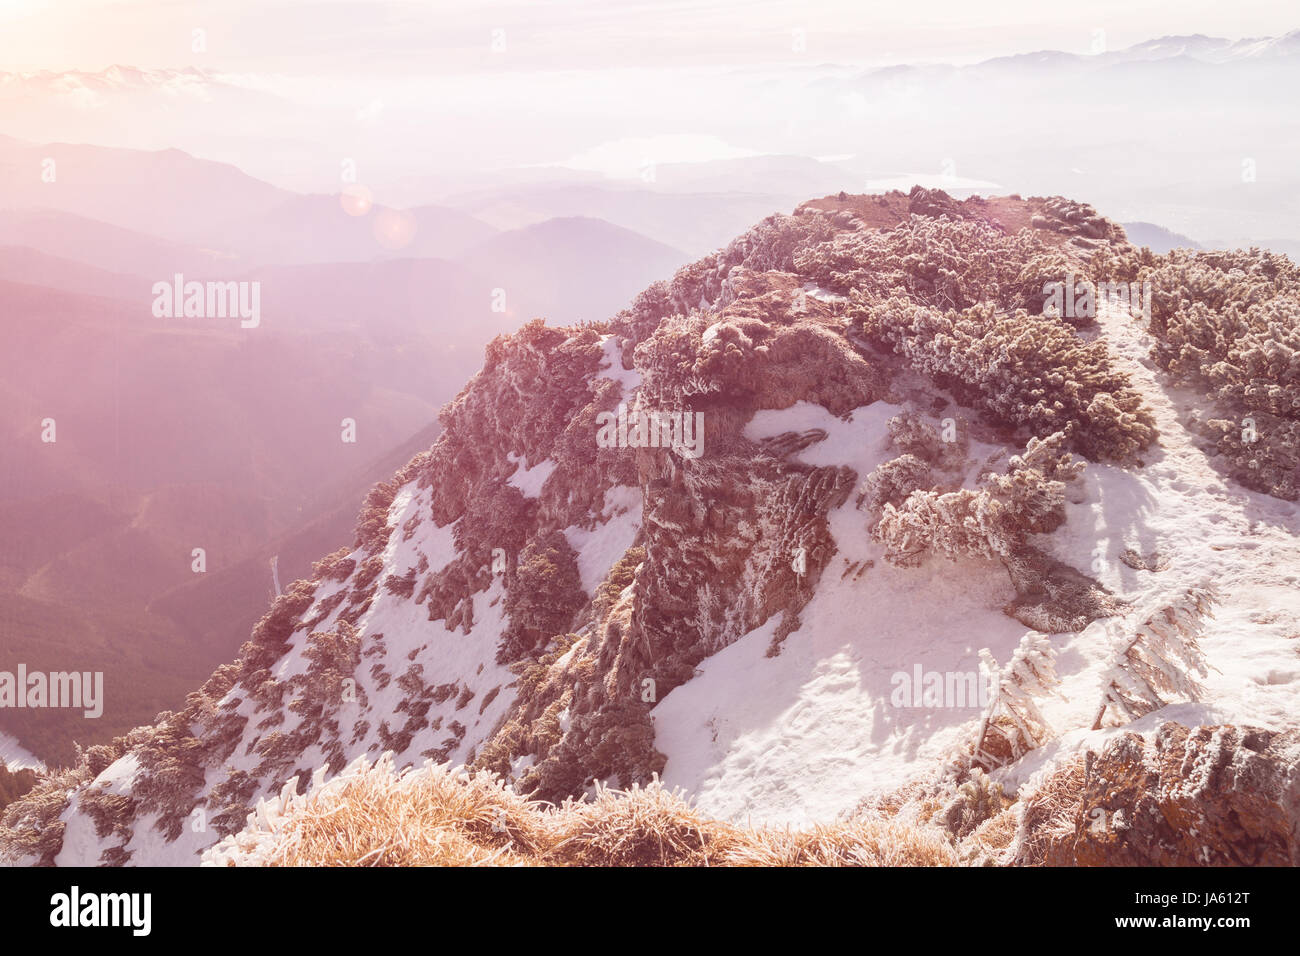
[0,0,1296,73]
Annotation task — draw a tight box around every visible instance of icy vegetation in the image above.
[5,186,1300,866]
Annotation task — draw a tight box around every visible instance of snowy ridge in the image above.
[10,190,1300,867]
[656,299,1300,823]
[997,300,1300,793]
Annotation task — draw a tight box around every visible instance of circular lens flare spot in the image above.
[341,184,373,217]
[372,207,418,250]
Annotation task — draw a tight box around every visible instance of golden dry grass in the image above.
[1008,753,1087,866]
[720,818,957,867]
[956,806,1020,866]
[202,754,959,868]
[548,780,730,866]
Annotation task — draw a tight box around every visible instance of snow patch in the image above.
[801,281,846,304]
[564,485,643,595]
[0,731,43,771]
[506,452,556,498]
[595,334,642,395]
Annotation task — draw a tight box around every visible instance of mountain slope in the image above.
[204,196,500,265]
[445,185,799,258]
[0,208,239,276]
[456,216,691,325]
[1119,221,1203,254]
[6,187,1299,866]
[0,134,290,242]
[0,261,491,765]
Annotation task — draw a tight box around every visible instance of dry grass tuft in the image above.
[203,754,959,867]
[548,780,730,866]
[204,755,549,867]
[956,807,1020,866]
[1008,753,1087,866]
[721,816,958,867]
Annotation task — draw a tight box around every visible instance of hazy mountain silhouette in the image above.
[446,183,804,257]
[1120,221,1204,253]
[456,216,691,323]
[205,195,500,266]
[0,245,146,300]
[0,208,239,276]
[0,134,289,241]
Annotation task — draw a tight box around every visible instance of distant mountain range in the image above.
[983,30,1300,67]
[0,133,290,241]
[1119,221,1203,253]
[3,29,1298,254]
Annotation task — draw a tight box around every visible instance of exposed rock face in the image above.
[907,185,970,221]
[1016,722,1300,866]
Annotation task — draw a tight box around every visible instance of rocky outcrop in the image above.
[907,184,971,221]
[1015,722,1300,866]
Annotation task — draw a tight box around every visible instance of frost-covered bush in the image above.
[353,480,397,553]
[632,310,711,407]
[1029,196,1124,242]
[288,622,364,730]
[312,545,357,583]
[1014,250,1099,327]
[638,211,840,329]
[1133,248,1300,498]
[886,409,970,469]
[1203,414,1300,501]
[1092,586,1215,729]
[0,764,93,865]
[939,768,1006,839]
[499,531,586,664]
[0,763,37,811]
[860,454,933,529]
[972,631,1060,769]
[720,210,839,276]
[859,297,1155,462]
[887,411,943,461]
[875,432,1083,566]
[795,215,1061,312]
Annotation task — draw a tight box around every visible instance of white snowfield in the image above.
[35,303,1300,862]
[656,301,1300,825]
[596,333,642,393]
[655,399,1029,825]
[564,485,643,596]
